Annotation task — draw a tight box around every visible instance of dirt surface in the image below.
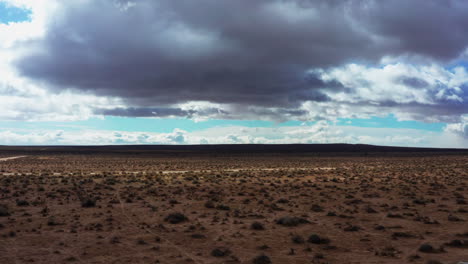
[0,153,467,264]
[0,156,27,162]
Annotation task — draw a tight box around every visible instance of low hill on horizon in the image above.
[0,143,466,156]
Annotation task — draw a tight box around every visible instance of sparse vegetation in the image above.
[0,150,466,263]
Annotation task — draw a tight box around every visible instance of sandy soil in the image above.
[0,153,467,264]
[0,156,27,162]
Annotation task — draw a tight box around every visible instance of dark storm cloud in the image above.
[94,107,191,117]
[14,0,468,118]
[94,107,226,118]
[354,0,468,60]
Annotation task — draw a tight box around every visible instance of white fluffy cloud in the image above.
[0,59,122,121]
[1,122,466,148]
[0,0,54,48]
[315,63,468,123]
[444,114,468,139]
[319,63,467,104]
[0,0,124,121]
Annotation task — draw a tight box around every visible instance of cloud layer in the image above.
[7,0,466,123]
[2,122,466,148]
[0,0,467,149]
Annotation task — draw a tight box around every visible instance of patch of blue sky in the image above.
[0,114,445,133]
[335,114,444,132]
[92,117,278,132]
[0,2,32,24]
[0,118,279,133]
[446,59,468,71]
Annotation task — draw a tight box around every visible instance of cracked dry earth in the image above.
[0,154,467,264]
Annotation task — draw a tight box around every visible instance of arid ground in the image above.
[0,146,467,264]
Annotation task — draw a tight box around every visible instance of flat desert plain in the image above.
[0,148,467,264]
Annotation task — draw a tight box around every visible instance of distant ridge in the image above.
[0,144,466,156]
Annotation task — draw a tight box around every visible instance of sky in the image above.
[0,0,467,147]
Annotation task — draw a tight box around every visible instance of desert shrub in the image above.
[252,254,271,264]
[418,243,436,253]
[406,254,421,262]
[291,235,304,244]
[426,260,443,264]
[211,247,231,257]
[387,213,404,218]
[375,246,399,257]
[311,204,324,212]
[448,215,464,222]
[344,225,361,232]
[137,239,147,245]
[216,204,230,211]
[47,216,60,226]
[308,234,330,244]
[204,201,215,208]
[277,198,289,203]
[276,216,309,227]
[164,212,188,224]
[16,200,29,206]
[0,204,10,217]
[251,221,265,230]
[81,198,96,208]
[392,232,417,239]
[191,234,206,239]
[444,239,468,248]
